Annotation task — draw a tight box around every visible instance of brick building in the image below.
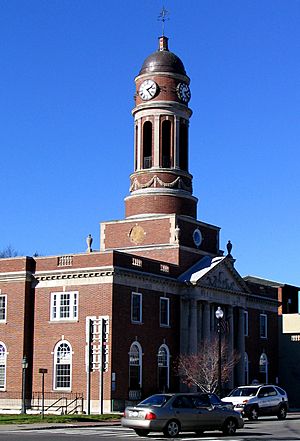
[0,36,280,413]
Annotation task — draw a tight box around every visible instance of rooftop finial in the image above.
[158,6,169,36]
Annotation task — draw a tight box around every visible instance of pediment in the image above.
[189,257,250,294]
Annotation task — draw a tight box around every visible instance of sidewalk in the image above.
[0,419,121,431]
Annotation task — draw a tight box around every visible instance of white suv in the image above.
[222,385,288,420]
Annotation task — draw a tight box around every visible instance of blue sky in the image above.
[0,0,299,285]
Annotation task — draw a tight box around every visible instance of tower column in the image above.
[154,115,160,167]
[137,118,142,171]
[174,116,180,169]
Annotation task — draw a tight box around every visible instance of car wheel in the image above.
[277,405,287,420]
[222,418,237,436]
[163,419,180,437]
[248,406,259,421]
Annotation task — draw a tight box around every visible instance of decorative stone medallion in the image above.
[129,225,145,245]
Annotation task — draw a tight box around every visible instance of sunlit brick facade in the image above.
[0,36,281,413]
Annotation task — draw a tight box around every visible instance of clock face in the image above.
[139,79,157,101]
[193,228,203,247]
[177,82,191,103]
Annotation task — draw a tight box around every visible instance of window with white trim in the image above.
[50,291,78,321]
[0,343,7,390]
[131,293,142,323]
[260,313,267,338]
[157,344,170,392]
[0,295,7,322]
[259,352,268,383]
[129,342,142,389]
[54,341,72,390]
[244,310,248,336]
[160,297,170,327]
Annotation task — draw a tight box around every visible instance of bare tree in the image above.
[0,245,18,258]
[175,337,240,393]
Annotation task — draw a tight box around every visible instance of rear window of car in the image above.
[137,394,172,407]
[229,387,259,397]
[275,387,286,396]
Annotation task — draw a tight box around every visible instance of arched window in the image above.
[54,341,72,390]
[142,121,152,169]
[244,352,249,385]
[157,344,170,392]
[259,352,268,384]
[179,120,188,171]
[161,120,172,168]
[129,342,142,390]
[0,343,7,390]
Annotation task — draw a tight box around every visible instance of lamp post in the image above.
[21,356,28,414]
[215,307,224,396]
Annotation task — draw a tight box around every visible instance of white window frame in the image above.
[0,342,7,391]
[160,297,170,327]
[129,341,142,388]
[131,292,142,323]
[0,295,7,323]
[259,352,269,383]
[260,313,267,338]
[244,310,248,336]
[50,291,78,321]
[53,340,72,391]
[157,344,170,390]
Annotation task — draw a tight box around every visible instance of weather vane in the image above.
[158,6,169,36]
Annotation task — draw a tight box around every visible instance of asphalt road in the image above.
[0,416,300,441]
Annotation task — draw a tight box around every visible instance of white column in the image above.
[197,302,203,348]
[174,116,180,169]
[137,118,142,170]
[189,299,198,355]
[202,302,211,342]
[227,305,234,389]
[236,307,245,385]
[154,115,160,167]
[180,298,189,355]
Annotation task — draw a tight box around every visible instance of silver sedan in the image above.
[121,393,244,437]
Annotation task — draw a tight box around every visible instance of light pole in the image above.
[21,356,28,414]
[215,306,224,396]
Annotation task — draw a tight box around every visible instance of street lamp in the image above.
[21,355,28,414]
[215,306,224,396]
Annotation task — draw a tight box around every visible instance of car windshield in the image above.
[137,394,172,407]
[229,387,259,397]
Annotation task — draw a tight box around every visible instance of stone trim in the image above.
[0,271,33,283]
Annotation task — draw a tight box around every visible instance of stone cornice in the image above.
[33,266,114,287]
[0,271,33,283]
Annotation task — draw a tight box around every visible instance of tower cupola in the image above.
[125,37,197,219]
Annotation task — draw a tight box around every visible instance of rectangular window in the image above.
[160,297,170,327]
[131,293,142,323]
[50,292,78,321]
[55,365,71,389]
[260,313,267,338]
[0,365,5,389]
[0,295,7,322]
[244,310,248,336]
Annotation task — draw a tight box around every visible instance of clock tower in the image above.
[100,36,222,269]
[125,36,197,219]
